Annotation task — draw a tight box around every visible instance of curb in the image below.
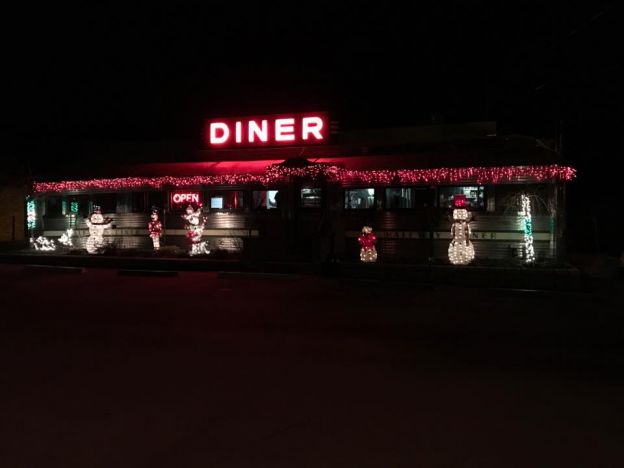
[118,269,179,277]
[22,264,85,274]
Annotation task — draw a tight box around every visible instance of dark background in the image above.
[1,2,620,254]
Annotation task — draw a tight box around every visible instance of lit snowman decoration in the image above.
[448,194,475,265]
[85,205,114,254]
[182,204,210,256]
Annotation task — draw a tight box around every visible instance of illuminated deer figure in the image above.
[182,205,210,256]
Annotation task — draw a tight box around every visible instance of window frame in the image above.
[344,187,376,210]
[437,185,487,211]
[251,189,280,210]
[384,186,435,210]
[44,196,63,216]
[206,189,245,212]
[91,193,117,214]
[300,186,323,209]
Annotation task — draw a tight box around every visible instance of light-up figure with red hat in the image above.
[85,205,113,254]
[448,194,475,265]
[148,207,163,251]
[358,225,378,262]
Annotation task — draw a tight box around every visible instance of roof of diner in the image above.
[36,132,562,182]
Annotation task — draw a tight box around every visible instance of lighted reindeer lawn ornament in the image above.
[85,205,114,254]
[182,204,210,256]
[30,236,56,251]
[30,229,73,252]
[448,194,475,265]
[58,229,74,248]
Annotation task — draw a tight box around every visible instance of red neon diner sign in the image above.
[171,192,201,206]
[205,112,328,148]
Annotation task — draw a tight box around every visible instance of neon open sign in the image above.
[171,192,201,205]
[205,112,328,148]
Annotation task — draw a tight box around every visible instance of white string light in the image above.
[520,194,536,263]
[182,205,210,256]
[31,236,56,251]
[26,199,37,231]
[85,206,114,254]
[358,226,378,262]
[58,229,74,247]
[448,207,475,265]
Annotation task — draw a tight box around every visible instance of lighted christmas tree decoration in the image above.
[31,236,56,251]
[58,229,74,247]
[85,205,114,254]
[148,207,163,251]
[358,225,378,262]
[26,199,37,231]
[520,194,535,263]
[448,194,475,265]
[182,204,210,256]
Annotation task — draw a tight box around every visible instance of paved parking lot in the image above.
[1,264,623,467]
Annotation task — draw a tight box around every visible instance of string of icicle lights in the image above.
[33,164,576,194]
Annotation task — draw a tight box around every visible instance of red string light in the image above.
[33,164,576,194]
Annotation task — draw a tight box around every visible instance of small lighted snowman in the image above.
[448,194,475,265]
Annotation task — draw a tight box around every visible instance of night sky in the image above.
[2,2,620,252]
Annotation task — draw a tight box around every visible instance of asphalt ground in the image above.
[1,264,623,467]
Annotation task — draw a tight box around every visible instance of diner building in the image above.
[27,116,575,263]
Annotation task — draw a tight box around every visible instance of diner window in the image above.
[117,192,154,213]
[147,191,164,211]
[132,192,147,212]
[252,190,279,209]
[413,188,433,207]
[116,193,132,213]
[439,186,485,210]
[345,188,375,209]
[300,187,322,208]
[93,193,117,213]
[67,195,89,217]
[45,196,62,216]
[385,188,414,209]
[209,191,244,210]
